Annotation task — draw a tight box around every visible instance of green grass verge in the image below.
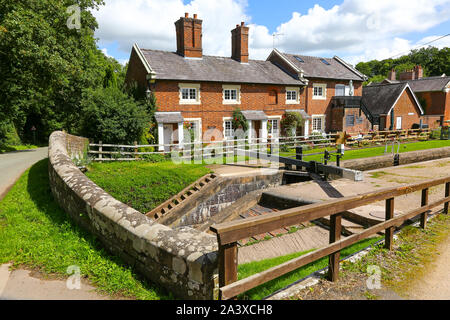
[280,139,450,163]
[0,144,38,153]
[85,161,211,213]
[0,159,169,299]
[237,236,383,300]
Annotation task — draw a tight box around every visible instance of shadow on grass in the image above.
[25,159,171,300]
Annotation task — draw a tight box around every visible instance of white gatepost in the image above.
[158,123,164,151]
[304,119,310,138]
[178,122,184,149]
[247,120,253,142]
[261,119,268,143]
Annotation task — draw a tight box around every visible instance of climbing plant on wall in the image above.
[232,108,248,132]
[280,112,304,137]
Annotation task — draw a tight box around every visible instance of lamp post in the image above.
[31,126,36,145]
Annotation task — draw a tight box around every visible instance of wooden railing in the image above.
[87,128,436,161]
[210,176,450,300]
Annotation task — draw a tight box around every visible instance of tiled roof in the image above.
[404,76,450,92]
[155,112,184,123]
[278,52,366,81]
[241,110,268,121]
[140,49,307,86]
[362,83,409,115]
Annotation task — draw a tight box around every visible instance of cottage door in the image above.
[396,117,402,130]
[163,124,173,152]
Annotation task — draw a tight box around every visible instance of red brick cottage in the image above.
[125,13,367,150]
[362,82,424,131]
[382,67,449,128]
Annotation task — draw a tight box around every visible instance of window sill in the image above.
[179,100,201,105]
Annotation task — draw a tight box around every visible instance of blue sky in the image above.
[94,0,450,66]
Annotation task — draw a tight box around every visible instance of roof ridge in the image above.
[141,47,270,62]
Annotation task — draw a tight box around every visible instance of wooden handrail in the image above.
[210,176,450,300]
[218,195,450,300]
[210,176,450,245]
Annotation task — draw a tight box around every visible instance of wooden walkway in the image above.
[238,226,330,264]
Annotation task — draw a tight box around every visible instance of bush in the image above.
[0,120,21,146]
[78,87,149,145]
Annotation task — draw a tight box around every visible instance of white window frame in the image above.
[222,85,241,105]
[267,116,281,136]
[179,83,201,105]
[184,118,202,142]
[312,83,327,100]
[223,117,234,139]
[312,114,326,133]
[285,87,300,104]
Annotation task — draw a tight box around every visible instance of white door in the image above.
[396,116,402,130]
[163,124,173,152]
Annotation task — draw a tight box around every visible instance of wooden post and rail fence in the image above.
[209,176,450,300]
[87,128,434,162]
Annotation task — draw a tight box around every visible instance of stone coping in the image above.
[48,131,218,299]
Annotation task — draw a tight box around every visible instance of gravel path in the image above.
[406,236,450,300]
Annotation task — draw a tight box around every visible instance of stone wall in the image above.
[173,172,284,227]
[48,131,218,299]
[339,146,450,171]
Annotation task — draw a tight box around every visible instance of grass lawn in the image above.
[0,144,38,153]
[237,236,383,300]
[85,161,211,213]
[280,139,450,163]
[0,159,169,299]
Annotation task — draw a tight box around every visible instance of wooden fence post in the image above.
[296,145,303,171]
[134,141,138,160]
[385,198,395,251]
[328,212,342,282]
[420,188,429,229]
[444,182,450,214]
[99,141,103,162]
[218,241,238,300]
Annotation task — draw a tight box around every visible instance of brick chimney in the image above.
[175,13,202,58]
[387,69,396,81]
[414,65,423,79]
[399,69,415,81]
[231,22,249,63]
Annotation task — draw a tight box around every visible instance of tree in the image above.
[0,0,109,143]
[356,46,449,86]
[79,87,149,145]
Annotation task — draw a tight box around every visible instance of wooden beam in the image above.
[328,213,342,281]
[235,149,363,181]
[210,176,450,245]
[420,188,429,229]
[445,182,450,214]
[218,195,450,300]
[385,198,395,251]
[218,241,238,300]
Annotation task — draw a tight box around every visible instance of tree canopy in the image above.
[0,0,150,145]
[356,46,450,85]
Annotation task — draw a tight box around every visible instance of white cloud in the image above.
[93,0,249,59]
[249,0,450,61]
[93,0,450,65]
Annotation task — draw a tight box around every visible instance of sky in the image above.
[92,0,450,66]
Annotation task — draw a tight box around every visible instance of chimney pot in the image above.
[241,21,245,26]
[175,14,203,58]
[193,13,197,19]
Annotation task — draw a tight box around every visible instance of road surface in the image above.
[0,147,111,300]
[0,147,48,200]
